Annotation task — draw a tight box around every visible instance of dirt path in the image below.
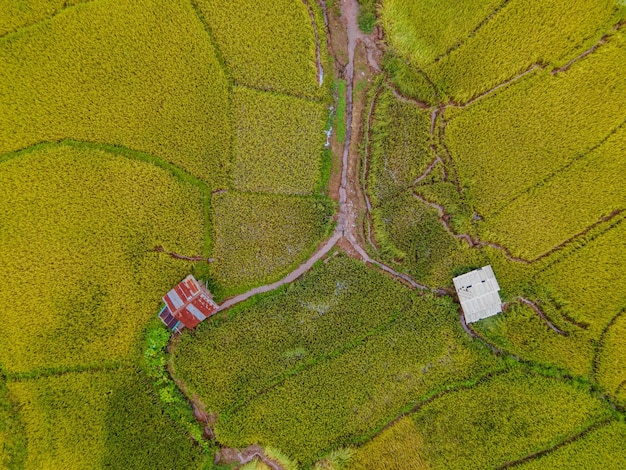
[215,445,284,470]
[218,0,438,313]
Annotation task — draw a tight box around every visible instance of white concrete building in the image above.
[453,265,502,323]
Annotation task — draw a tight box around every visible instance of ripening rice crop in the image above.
[7,368,206,469]
[367,89,434,207]
[0,0,89,36]
[213,286,499,462]
[474,302,595,377]
[209,192,334,295]
[481,121,626,260]
[195,0,323,99]
[232,87,328,194]
[381,0,503,67]
[173,256,412,414]
[424,0,624,102]
[175,256,500,465]
[0,0,231,186]
[408,369,612,469]
[516,420,626,470]
[371,190,480,287]
[535,216,626,335]
[0,376,26,469]
[348,417,428,470]
[445,30,626,219]
[596,311,626,404]
[0,143,206,374]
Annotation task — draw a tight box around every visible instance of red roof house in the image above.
[158,275,218,332]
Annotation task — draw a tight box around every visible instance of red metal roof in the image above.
[162,275,218,330]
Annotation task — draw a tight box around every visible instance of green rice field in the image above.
[2,0,625,467]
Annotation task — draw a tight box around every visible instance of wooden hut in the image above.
[158,275,218,332]
[453,265,502,323]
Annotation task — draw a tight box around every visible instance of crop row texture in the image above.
[0,145,206,374]
[482,121,626,260]
[0,0,231,187]
[174,256,412,414]
[349,369,612,469]
[535,217,626,336]
[425,0,623,102]
[0,0,91,37]
[445,29,626,221]
[595,311,626,405]
[381,0,502,68]
[516,420,626,470]
[7,368,205,469]
[232,87,328,195]
[177,256,501,465]
[208,192,334,296]
[195,0,324,100]
[348,417,428,470]
[367,88,434,207]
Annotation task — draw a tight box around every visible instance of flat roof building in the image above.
[453,265,502,323]
[158,275,219,332]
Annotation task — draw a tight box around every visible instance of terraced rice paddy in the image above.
[2,0,626,467]
[0,0,331,466]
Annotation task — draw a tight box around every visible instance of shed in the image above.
[453,265,502,323]
[158,275,218,332]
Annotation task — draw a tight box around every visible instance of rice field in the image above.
[173,256,501,465]
[7,368,206,469]
[596,311,626,405]
[0,0,232,187]
[194,0,326,99]
[515,420,626,470]
[381,0,503,67]
[232,87,328,194]
[445,29,626,222]
[208,192,334,296]
[349,369,614,469]
[0,143,207,374]
[426,0,623,102]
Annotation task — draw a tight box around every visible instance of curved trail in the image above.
[217,0,436,313]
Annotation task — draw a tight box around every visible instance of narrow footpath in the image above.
[218,0,435,314]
